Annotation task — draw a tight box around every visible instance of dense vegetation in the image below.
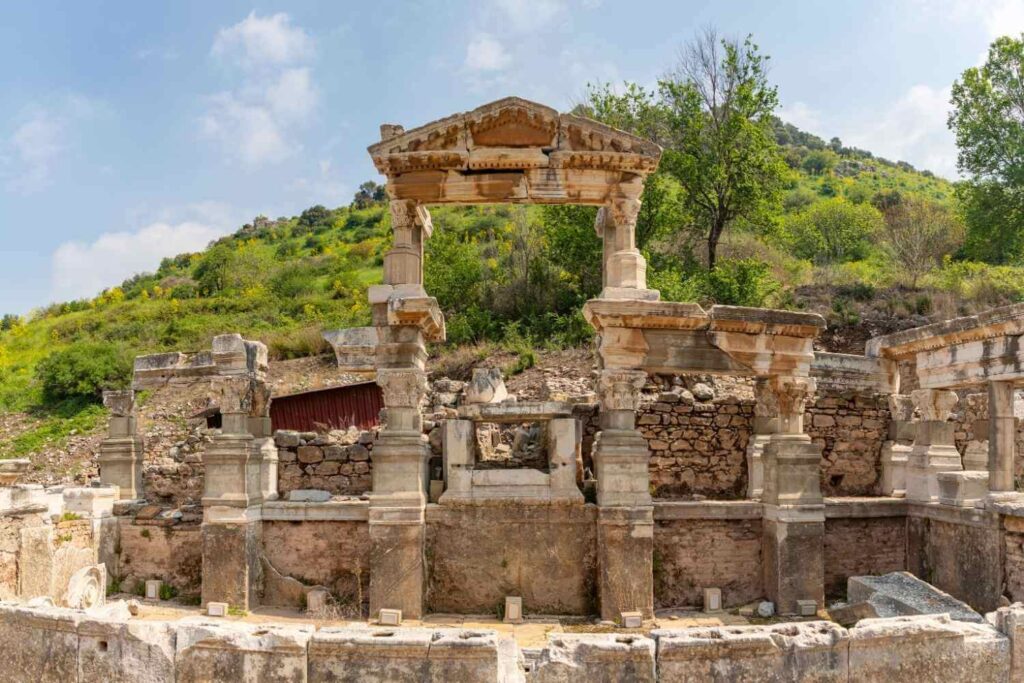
[4,31,1024,460]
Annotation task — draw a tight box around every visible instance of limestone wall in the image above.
[0,602,1019,682]
[425,504,598,615]
[1006,517,1024,603]
[116,519,202,596]
[808,392,889,496]
[907,509,1005,613]
[261,520,370,610]
[823,517,906,597]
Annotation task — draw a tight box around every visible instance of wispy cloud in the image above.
[464,33,512,72]
[490,0,567,32]
[201,12,318,168]
[778,101,822,135]
[50,203,242,301]
[2,94,101,194]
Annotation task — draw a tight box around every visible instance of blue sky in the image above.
[0,0,1020,314]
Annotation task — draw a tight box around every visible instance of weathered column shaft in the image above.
[880,394,914,497]
[384,200,430,287]
[98,390,144,500]
[761,376,824,615]
[989,380,1016,493]
[747,378,780,499]
[593,369,653,620]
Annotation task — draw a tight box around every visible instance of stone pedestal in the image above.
[592,370,653,620]
[368,431,429,619]
[880,395,914,497]
[597,506,654,621]
[98,391,144,500]
[201,394,265,610]
[906,421,962,503]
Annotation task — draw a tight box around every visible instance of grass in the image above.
[0,396,107,459]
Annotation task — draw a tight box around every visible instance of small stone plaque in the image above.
[703,587,722,612]
[620,611,643,628]
[504,596,523,623]
[797,599,818,617]
[379,608,402,626]
[145,579,162,600]
[207,601,228,617]
[306,588,330,613]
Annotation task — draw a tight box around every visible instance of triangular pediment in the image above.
[368,96,662,180]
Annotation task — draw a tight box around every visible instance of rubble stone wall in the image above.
[275,429,375,497]
[823,517,906,597]
[116,519,202,595]
[653,517,763,609]
[808,392,889,497]
[425,504,598,615]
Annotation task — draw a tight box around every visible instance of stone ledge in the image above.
[824,497,908,519]
[260,499,369,522]
[653,500,761,521]
[906,500,1001,529]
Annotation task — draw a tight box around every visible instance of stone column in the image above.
[880,394,915,497]
[988,380,1016,495]
[596,189,657,301]
[593,369,653,621]
[761,376,824,615]
[201,376,264,610]
[98,390,144,500]
[747,378,780,499]
[385,199,431,289]
[905,389,961,503]
[368,367,430,619]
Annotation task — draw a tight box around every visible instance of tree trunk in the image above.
[707,221,724,270]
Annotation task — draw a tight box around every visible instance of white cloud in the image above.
[844,84,958,179]
[288,158,349,206]
[491,0,566,32]
[49,201,239,301]
[201,13,319,168]
[464,33,512,72]
[3,94,101,194]
[211,11,313,69]
[778,101,822,135]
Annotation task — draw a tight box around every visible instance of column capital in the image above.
[596,369,647,412]
[911,388,958,421]
[887,394,915,422]
[377,368,429,409]
[389,199,432,237]
[102,389,136,417]
[766,376,816,434]
[211,376,270,418]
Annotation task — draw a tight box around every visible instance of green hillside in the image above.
[0,119,1019,459]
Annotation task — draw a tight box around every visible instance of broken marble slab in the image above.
[847,571,984,623]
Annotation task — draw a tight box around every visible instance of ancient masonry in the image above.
[6,98,1024,680]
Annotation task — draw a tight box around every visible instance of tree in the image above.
[881,198,964,287]
[949,35,1024,263]
[352,181,387,209]
[801,149,836,176]
[35,344,132,403]
[784,197,882,264]
[297,205,331,230]
[656,29,786,269]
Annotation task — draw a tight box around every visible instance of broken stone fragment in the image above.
[465,368,508,404]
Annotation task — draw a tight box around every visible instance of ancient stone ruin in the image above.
[6,97,1024,680]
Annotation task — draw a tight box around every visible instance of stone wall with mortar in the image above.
[823,517,906,597]
[1006,517,1024,603]
[425,504,598,615]
[116,519,202,596]
[652,516,763,608]
[808,392,889,497]
[261,520,370,610]
[275,429,375,497]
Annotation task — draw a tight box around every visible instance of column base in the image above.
[593,429,652,507]
[98,437,144,500]
[762,505,825,615]
[201,508,262,610]
[368,503,425,619]
[597,506,653,621]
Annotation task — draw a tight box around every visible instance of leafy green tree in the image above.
[801,149,836,176]
[949,35,1024,262]
[297,205,332,230]
[35,344,132,403]
[784,197,882,264]
[881,197,964,287]
[352,181,387,209]
[656,30,786,268]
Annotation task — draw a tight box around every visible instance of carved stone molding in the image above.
[596,369,647,412]
[753,378,780,418]
[377,368,429,409]
[911,388,958,421]
[888,394,915,422]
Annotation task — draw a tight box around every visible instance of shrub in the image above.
[700,259,781,307]
[34,344,132,403]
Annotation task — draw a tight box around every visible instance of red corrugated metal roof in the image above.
[270,382,383,432]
